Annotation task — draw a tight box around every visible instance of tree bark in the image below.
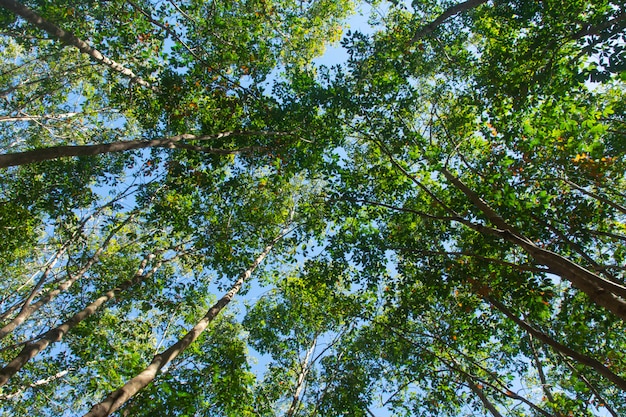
[0,131,280,168]
[0,368,72,400]
[286,337,317,417]
[0,112,81,123]
[466,378,506,417]
[527,335,556,405]
[0,253,164,386]
[0,214,133,339]
[0,0,154,89]
[487,297,626,391]
[84,228,289,417]
[560,355,620,417]
[442,168,626,320]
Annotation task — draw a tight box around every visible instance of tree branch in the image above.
[411,0,489,43]
[487,296,626,391]
[0,213,136,340]
[559,354,620,417]
[0,0,155,89]
[441,168,626,318]
[0,251,172,386]
[561,177,626,215]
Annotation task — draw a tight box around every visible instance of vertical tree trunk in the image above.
[286,337,317,417]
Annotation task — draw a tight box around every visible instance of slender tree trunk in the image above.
[0,368,72,400]
[0,0,154,89]
[0,214,133,339]
[0,243,67,321]
[0,131,280,168]
[0,194,129,321]
[560,355,620,417]
[0,253,165,386]
[84,228,288,417]
[439,349,556,417]
[0,244,68,337]
[487,297,626,391]
[497,227,626,319]
[561,177,626,215]
[441,168,626,320]
[286,337,317,417]
[527,335,557,405]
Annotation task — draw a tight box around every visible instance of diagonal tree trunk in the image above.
[559,355,620,417]
[0,190,134,321]
[527,335,557,405]
[83,227,290,417]
[441,168,626,320]
[362,142,626,320]
[0,251,169,386]
[0,213,135,339]
[0,0,154,89]
[411,0,489,42]
[487,296,626,391]
[465,377,506,417]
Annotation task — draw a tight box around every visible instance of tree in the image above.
[1,0,625,416]
[314,0,626,414]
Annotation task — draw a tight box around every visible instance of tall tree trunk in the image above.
[84,228,289,417]
[0,214,134,339]
[441,168,626,320]
[0,0,154,89]
[0,112,81,123]
[0,252,166,386]
[0,194,129,321]
[527,335,557,405]
[487,297,626,391]
[0,131,278,168]
[286,337,317,417]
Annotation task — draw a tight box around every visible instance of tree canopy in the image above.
[0,0,625,416]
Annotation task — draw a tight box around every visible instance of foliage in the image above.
[0,0,625,416]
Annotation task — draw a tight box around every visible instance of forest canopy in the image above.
[0,0,625,416]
